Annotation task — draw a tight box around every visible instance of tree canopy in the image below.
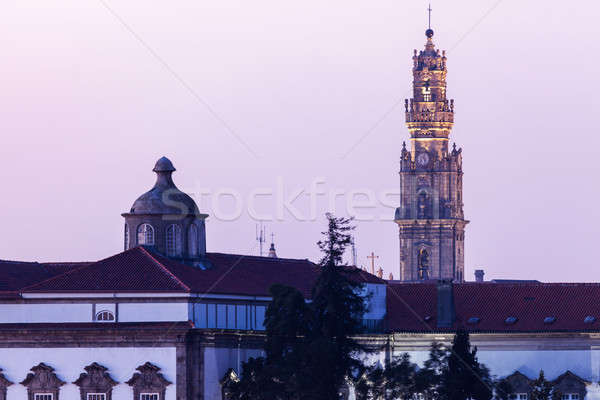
[227,214,367,400]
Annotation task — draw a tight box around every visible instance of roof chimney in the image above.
[436,279,455,328]
[475,269,485,283]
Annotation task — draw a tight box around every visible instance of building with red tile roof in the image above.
[0,24,597,398]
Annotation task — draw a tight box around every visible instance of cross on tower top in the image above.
[428,4,432,29]
[367,252,379,275]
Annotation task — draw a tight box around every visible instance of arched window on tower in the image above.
[188,224,198,257]
[422,82,432,102]
[418,248,430,280]
[124,224,130,250]
[166,224,182,257]
[137,224,155,246]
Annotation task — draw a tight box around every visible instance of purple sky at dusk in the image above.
[0,1,598,282]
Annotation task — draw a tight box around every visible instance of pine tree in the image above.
[385,353,418,400]
[416,341,448,400]
[229,214,368,400]
[530,370,560,400]
[306,213,368,399]
[441,329,493,400]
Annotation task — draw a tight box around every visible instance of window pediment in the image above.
[0,368,13,400]
[20,363,65,400]
[126,362,170,400]
[74,363,117,400]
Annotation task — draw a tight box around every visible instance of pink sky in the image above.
[0,0,598,282]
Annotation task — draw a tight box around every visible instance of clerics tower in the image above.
[394,25,468,282]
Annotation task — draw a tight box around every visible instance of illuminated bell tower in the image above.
[394,26,467,282]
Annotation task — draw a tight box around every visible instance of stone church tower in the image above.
[394,28,467,282]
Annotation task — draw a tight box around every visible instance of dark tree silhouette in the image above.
[441,329,493,400]
[228,214,368,400]
[530,370,560,400]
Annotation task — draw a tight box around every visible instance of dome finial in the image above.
[153,156,176,173]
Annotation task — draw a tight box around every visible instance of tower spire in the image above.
[426,4,434,39]
[395,23,468,283]
[428,3,432,30]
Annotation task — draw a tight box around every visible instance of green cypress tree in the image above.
[416,341,448,400]
[530,370,560,400]
[441,329,493,400]
[306,213,369,400]
[229,214,368,400]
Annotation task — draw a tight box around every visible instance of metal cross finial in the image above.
[367,252,379,275]
[271,232,275,243]
[428,3,432,29]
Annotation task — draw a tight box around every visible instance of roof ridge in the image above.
[41,261,94,266]
[20,259,101,292]
[207,252,313,263]
[0,259,40,265]
[139,247,191,292]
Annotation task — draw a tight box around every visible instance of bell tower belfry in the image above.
[394,23,467,282]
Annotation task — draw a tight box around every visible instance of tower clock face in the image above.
[416,152,430,166]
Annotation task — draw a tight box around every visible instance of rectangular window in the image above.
[87,394,106,400]
[207,303,216,328]
[34,395,53,400]
[236,305,247,330]
[256,305,266,330]
[562,395,579,400]
[217,304,227,329]
[194,303,207,328]
[227,304,236,329]
[248,305,255,330]
[140,394,159,400]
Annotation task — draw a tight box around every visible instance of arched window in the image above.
[137,224,154,245]
[96,311,115,321]
[188,224,198,256]
[124,224,130,250]
[166,224,182,257]
[417,248,429,280]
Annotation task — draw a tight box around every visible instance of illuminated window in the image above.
[562,394,579,400]
[166,224,182,256]
[137,224,154,245]
[422,83,432,101]
[140,394,159,400]
[34,395,53,400]
[96,310,115,322]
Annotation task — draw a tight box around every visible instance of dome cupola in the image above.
[122,157,208,260]
[128,157,199,216]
